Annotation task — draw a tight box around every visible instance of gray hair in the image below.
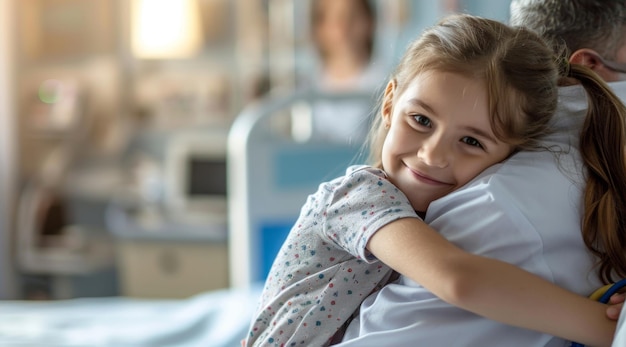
[510,0,626,59]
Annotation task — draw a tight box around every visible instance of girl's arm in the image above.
[367,217,616,347]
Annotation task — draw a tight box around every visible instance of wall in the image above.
[390,0,513,66]
[0,0,17,299]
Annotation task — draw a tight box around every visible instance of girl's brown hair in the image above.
[367,14,626,284]
[573,64,626,283]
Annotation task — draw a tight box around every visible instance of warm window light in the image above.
[131,0,204,59]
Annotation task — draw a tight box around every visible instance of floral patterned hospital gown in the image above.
[245,165,419,347]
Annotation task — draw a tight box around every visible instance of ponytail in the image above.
[572,64,626,283]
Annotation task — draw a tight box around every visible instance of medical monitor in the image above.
[165,130,228,225]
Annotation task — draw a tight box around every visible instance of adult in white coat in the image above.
[336,1,626,345]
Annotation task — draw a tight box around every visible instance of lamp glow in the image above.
[131,0,204,59]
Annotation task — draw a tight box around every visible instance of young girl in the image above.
[244,14,626,347]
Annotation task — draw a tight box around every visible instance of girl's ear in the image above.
[382,80,396,125]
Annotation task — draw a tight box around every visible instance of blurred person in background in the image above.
[304,0,388,144]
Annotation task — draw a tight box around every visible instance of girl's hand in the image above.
[607,293,625,320]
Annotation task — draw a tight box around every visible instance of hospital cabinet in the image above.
[105,126,230,298]
[116,237,228,299]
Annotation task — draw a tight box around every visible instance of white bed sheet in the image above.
[4,282,622,347]
[0,284,262,347]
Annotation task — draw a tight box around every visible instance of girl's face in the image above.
[381,71,513,213]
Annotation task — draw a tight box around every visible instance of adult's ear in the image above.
[382,80,397,126]
[570,48,602,69]
[570,48,617,81]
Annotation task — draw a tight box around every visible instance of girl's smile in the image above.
[404,164,453,186]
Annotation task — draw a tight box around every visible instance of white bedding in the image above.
[0,285,262,347]
[3,282,624,347]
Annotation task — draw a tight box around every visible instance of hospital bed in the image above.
[0,90,374,347]
[227,89,373,288]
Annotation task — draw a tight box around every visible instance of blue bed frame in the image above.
[227,90,375,288]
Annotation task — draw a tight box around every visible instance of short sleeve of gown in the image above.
[310,165,420,262]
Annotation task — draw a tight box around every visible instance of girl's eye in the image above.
[461,136,483,148]
[414,115,432,127]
